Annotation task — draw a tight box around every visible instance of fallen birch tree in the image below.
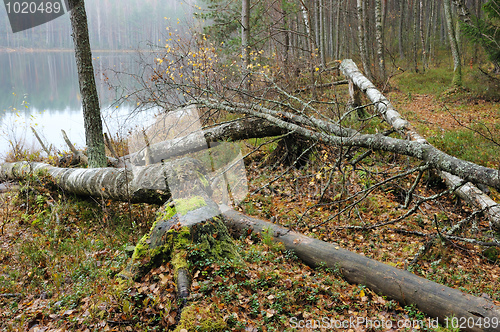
[1,159,500,331]
[187,98,500,192]
[122,116,287,166]
[339,59,500,230]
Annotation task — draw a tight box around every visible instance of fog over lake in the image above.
[0,51,160,161]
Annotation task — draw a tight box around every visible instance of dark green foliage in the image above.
[196,0,240,52]
[461,0,500,71]
[195,0,299,56]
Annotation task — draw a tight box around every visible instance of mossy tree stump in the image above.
[119,158,240,302]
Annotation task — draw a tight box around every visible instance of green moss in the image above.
[197,171,210,188]
[132,204,178,261]
[174,304,226,332]
[174,196,207,216]
[125,198,239,279]
[131,237,149,260]
[158,204,177,221]
[193,216,240,263]
[171,227,191,270]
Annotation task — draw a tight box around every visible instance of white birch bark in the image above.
[444,0,463,86]
[340,59,500,229]
[375,0,386,81]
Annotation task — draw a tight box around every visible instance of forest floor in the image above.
[1,67,500,331]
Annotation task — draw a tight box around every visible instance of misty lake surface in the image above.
[0,51,159,161]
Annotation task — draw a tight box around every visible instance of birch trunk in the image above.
[299,0,316,53]
[413,0,419,72]
[340,59,500,229]
[0,159,206,204]
[419,0,427,71]
[444,0,463,86]
[374,0,386,82]
[319,0,326,67]
[335,0,343,60]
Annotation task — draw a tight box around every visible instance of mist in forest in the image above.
[0,0,196,50]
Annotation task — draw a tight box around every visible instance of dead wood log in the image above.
[30,127,51,156]
[294,80,348,93]
[221,206,500,332]
[0,159,207,204]
[61,129,89,165]
[340,59,500,230]
[195,98,500,191]
[0,182,19,194]
[123,117,286,166]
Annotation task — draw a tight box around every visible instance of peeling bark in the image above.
[444,0,463,86]
[0,159,207,204]
[340,59,500,229]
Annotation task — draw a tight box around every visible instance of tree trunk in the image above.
[121,190,240,282]
[299,0,318,96]
[222,207,500,332]
[374,0,386,81]
[0,159,206,204]
[426,0,436,66]
[335,0,343,60]
[299,0,316,53]
[123,116,286,166]
[340,59,500,229]
[398,0,405,59]
[451,0,475,27]
[319,0,326,67]
[281,0,290,67]
[444,0,463,86]
[68,0,107,167]
[419,0,427,71]
[357,0,373,80]
[241,0,250,87]
[413,0,419,72]
[195,97,500,193]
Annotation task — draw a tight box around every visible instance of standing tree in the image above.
[453,0,500,73]
[68,0,107,167]
[241,0,250,84]
[357,0,373,80]
[374,0,386,81]
[444,0,463,86]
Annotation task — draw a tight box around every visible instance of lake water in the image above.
[0,51,159,161]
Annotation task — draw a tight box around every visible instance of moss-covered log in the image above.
[121,195,239,279]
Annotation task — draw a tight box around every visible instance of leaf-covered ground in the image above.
[1,72,500,331]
